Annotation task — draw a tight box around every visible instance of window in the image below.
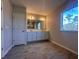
[61,7,78,31]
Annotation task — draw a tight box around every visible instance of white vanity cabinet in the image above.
[36,31,48,40]
[36,32,42,40]
[27,31,36,42]
[27,31,49,42]
[32,32,37,41]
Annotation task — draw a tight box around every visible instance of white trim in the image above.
[1,45,13,58]
[50,40,78,55]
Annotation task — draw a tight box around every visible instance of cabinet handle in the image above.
[1,27,3,31]
[22,30,26,32]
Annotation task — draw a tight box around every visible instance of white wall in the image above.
[48,0,78,54]
[1,0,13,58]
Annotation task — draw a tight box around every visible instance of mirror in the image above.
[27,19,44,30]
[27,13,46,30]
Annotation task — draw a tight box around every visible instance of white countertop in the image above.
[26,29,49,32]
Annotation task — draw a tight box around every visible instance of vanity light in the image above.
[27,15,35,20]
[40,17,45,21]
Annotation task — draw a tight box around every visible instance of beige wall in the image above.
[48,1,78,54]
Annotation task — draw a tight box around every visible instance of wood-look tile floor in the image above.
[2,41,77,59]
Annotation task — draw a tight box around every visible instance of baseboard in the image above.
[50,40,78,55]
[1,45,13,58]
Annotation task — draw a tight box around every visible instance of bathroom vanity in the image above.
[26,13,49,42]
[27,30,49,42]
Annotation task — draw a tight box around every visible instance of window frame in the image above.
[60,7,78,32]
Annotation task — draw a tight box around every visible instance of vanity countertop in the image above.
[26,29,49,32]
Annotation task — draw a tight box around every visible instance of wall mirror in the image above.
[27,14,46,30]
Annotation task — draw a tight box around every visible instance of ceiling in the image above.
[11,0,66,16]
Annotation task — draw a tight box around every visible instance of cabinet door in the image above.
[32,32,37,41]
[27,32,37,42]
[36,32,42,40]
[27,32,33,42]
[36,32,48,40]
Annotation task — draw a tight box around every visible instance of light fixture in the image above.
[27,15,35,20]
[40,17,45,21]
